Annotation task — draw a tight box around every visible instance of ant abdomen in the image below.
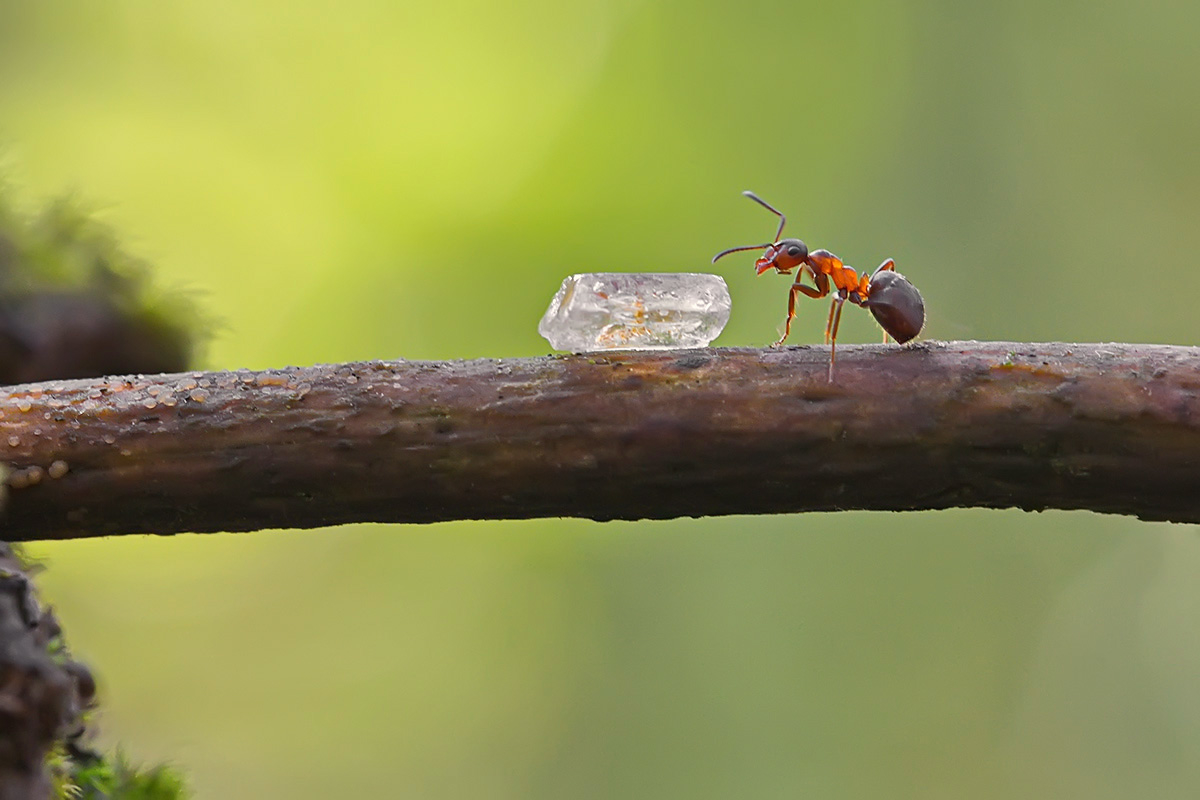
[865,270,925,344]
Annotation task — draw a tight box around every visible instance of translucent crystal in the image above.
[538,273,731,351]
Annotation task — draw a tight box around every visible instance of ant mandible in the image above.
[712,191,925,381]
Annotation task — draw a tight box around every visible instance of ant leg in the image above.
[855,261,895,341]
[870,258,896,278]
[812,269,831,297]
[825,268,859,344]
[774,284,800,347]
[772,280,824,347]
[869,259,896,342]
[796,271,837,343]
[828,293,847,382]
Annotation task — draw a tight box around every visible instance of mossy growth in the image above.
[48,746,188,800]
[4,547,191,799]
[0,184,208,382]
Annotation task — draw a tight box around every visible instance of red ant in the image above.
[713,191,925,380]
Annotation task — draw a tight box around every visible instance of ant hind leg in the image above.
[870,258,896,278]
[869,259,896,341]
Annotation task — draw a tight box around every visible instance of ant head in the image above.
[865,270,925,343]
[754,238,809,275]
[712,191,807,274]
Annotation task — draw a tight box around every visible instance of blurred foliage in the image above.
[49,746,187,800]
[0,189,202,382]
[1,0,1199,798]
[4,545,185,799]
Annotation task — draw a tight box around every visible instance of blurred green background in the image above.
[3,0,1200,797]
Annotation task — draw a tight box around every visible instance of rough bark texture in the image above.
[0,543,94,800]
[0,340,1197,540]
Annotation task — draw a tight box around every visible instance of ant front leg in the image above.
[772,269,828,347]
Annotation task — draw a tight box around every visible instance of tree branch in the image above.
[0,341,1197,540]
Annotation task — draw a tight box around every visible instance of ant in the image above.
[712,191,925,381]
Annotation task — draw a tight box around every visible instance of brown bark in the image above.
[0,341,1197,540]
[0,543,94,800]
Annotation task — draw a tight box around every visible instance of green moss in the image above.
[0,185,208,374]
[3,544,189,799]
[50,746,188,800]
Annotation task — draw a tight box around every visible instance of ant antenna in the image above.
[742,191,787,243]
[710,191,794,263]
[712,242,774,264]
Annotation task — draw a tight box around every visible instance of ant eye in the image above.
[787,246,802,257]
